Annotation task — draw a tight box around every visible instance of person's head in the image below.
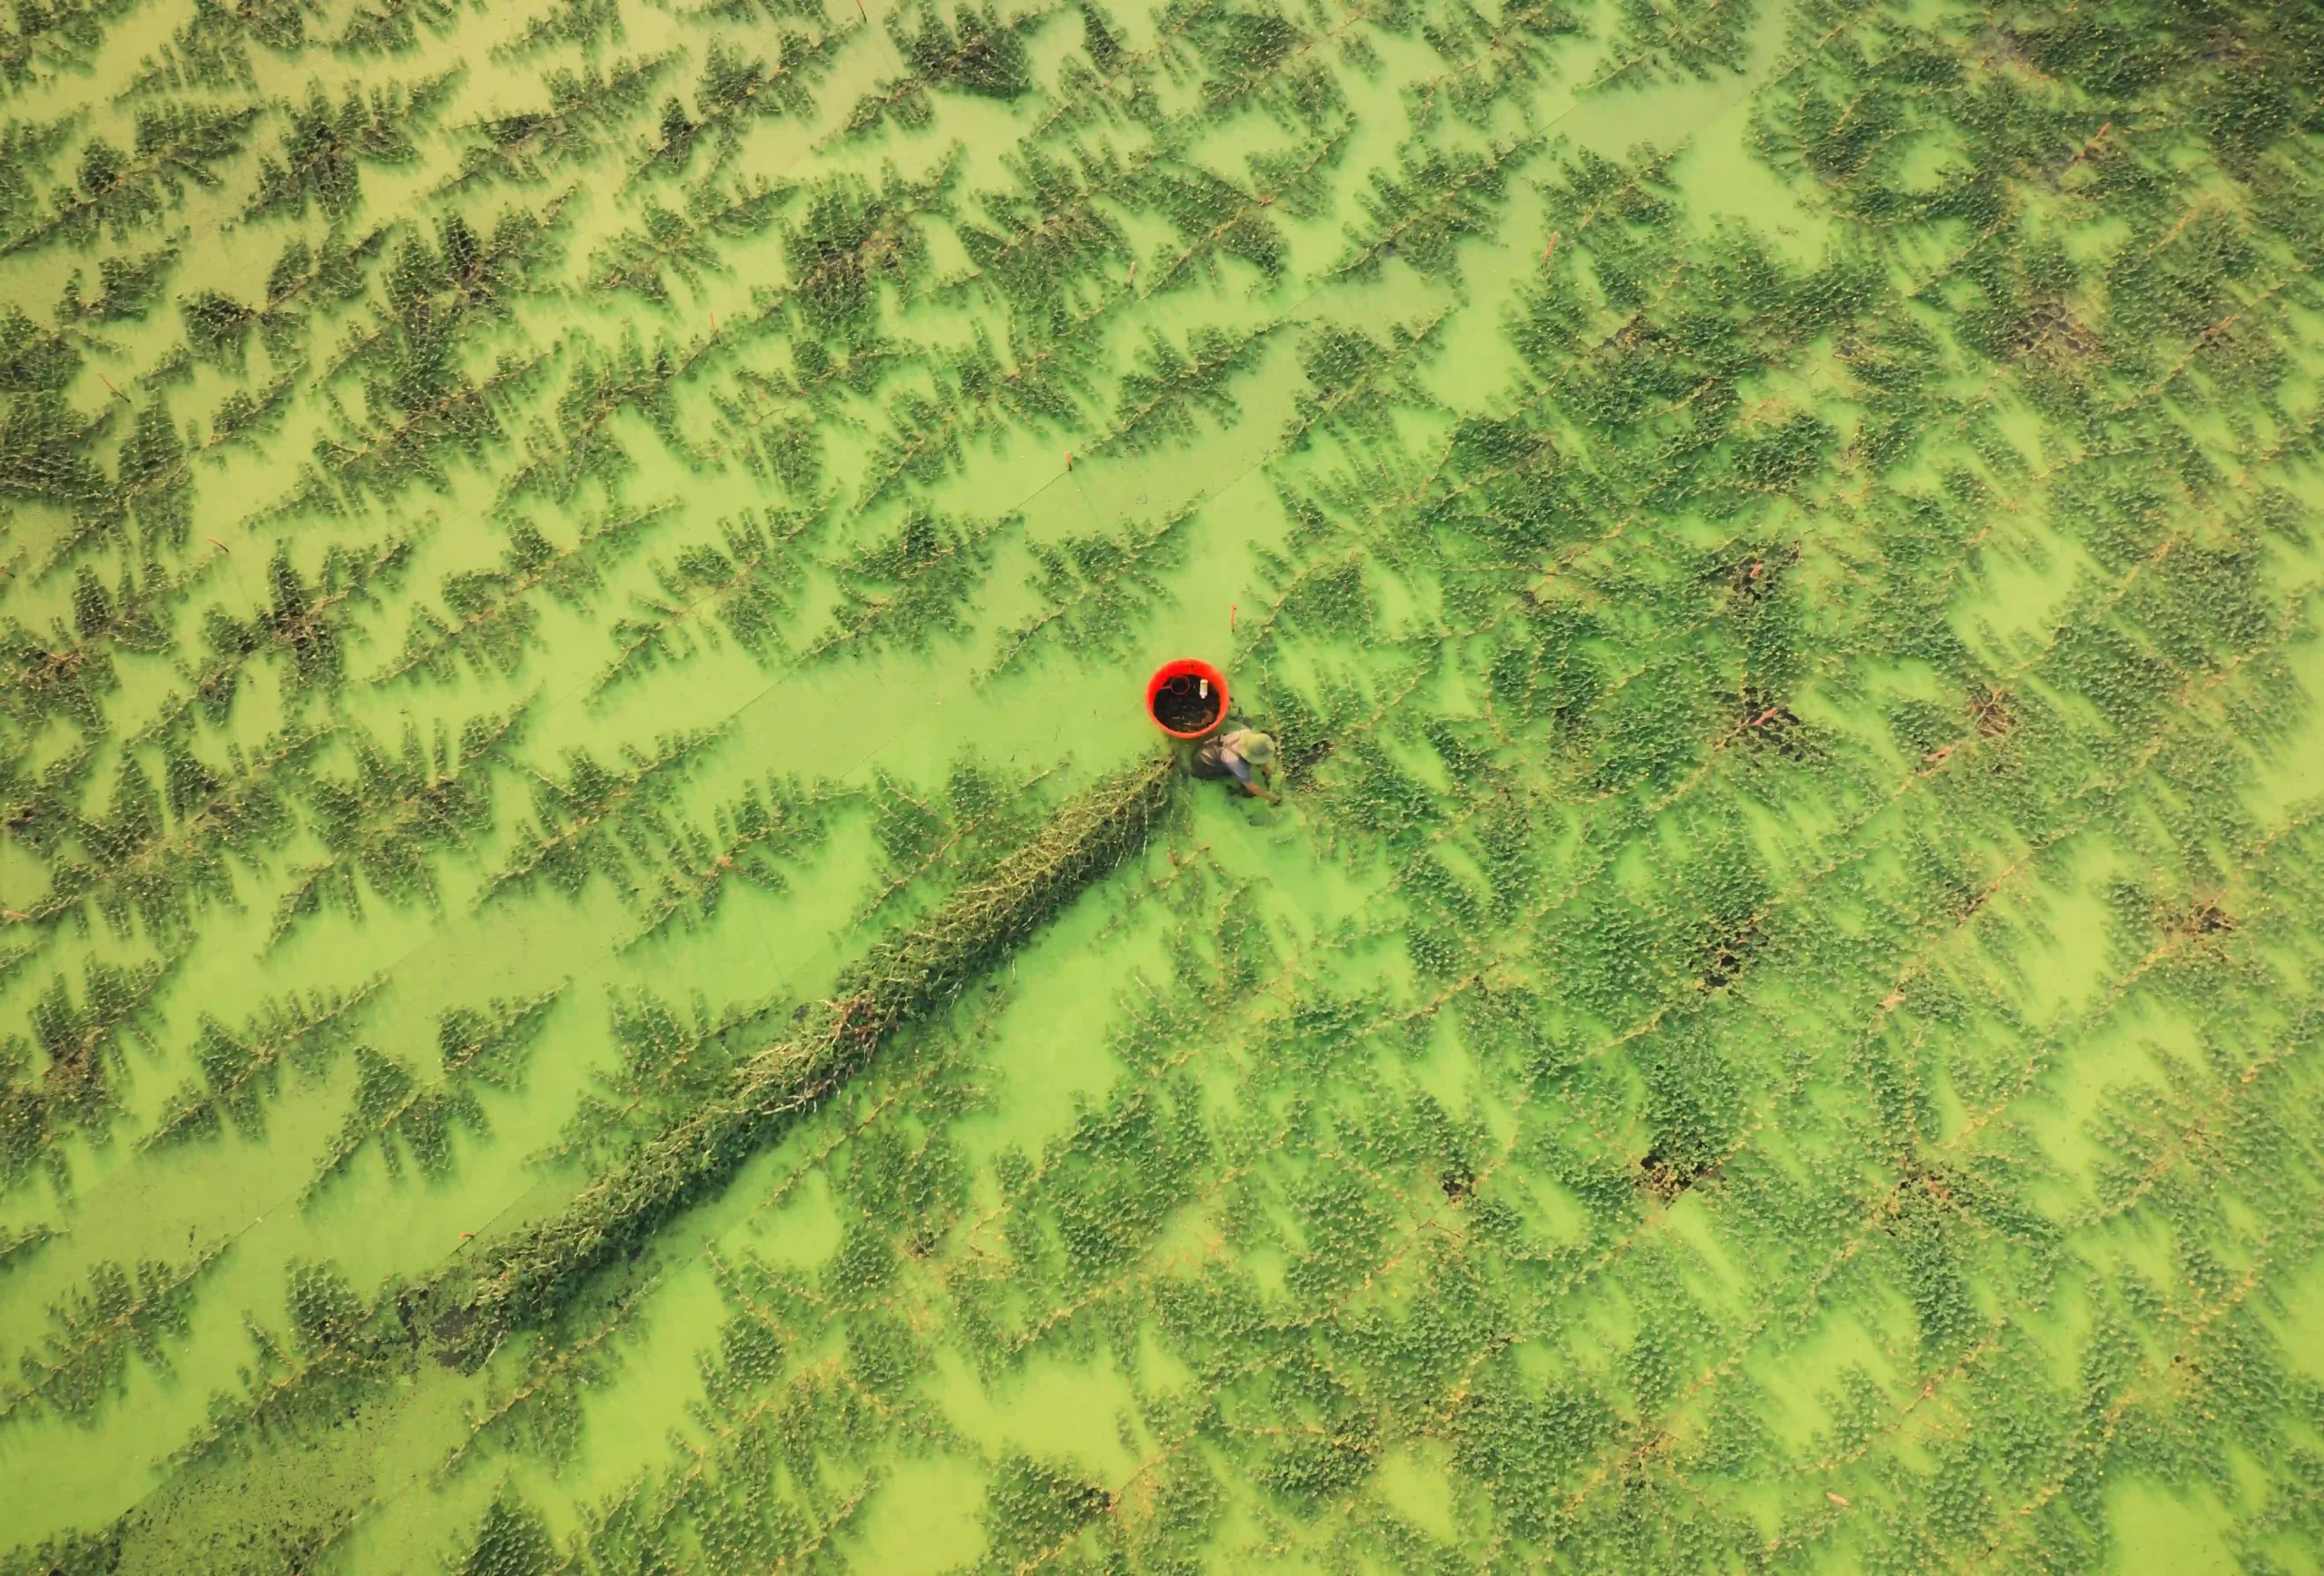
[1237,732,1277,766]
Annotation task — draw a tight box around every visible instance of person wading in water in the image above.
[1189,727,1278,803]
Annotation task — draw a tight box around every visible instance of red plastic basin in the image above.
[1146,659,1227,739]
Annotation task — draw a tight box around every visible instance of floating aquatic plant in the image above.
[0,954,175,1192]
[438,754,1173,1359]
[3,0,2323,1565]
[624,771,851,946]
[143,975,389,1148]
[844,0,1041,137]
[325,195,569,386]
[34,724,322,939]
[983,501,1195,679]
[496,0,619,58]
[0,101,260,260]
[180,536,412,725]
[586,172,786,302]
[804,507,1011,662]
[327,0,462,56]
[118,0,318,96]
[636,27,842,183]
[439,53,671,194]
[593,505,817,693]
[1329,133,1537,281]
[545,988,787,1167]
[245,74,452,222]
[0,557,188,736]
[0,1245,226,1428]
[304,986,564,1201]
[1096,318,1282,457]
[781,163,947,341]
[478,727,726,907]
[267,704,528,946]
[373,500,674,685]
[169,1256,417,1467]
[1281,308,1450,455]
[0,0,141,93]
[0,1222,56,1280]
[496,331,691,507]
[856,313,1107,507]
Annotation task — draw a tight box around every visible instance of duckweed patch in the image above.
[1,0,2322,1568]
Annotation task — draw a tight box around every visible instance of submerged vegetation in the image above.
[2,0,2323,1567]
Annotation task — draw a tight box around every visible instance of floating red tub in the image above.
[1147,659,1227,739]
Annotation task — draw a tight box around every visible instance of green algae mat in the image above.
[3,0,2323,1565]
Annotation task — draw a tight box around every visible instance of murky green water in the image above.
[2,0,2320,1568]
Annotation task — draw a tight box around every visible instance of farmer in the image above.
[1190,727,1278,802]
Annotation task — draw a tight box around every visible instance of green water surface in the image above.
[1,0,2320,1568]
